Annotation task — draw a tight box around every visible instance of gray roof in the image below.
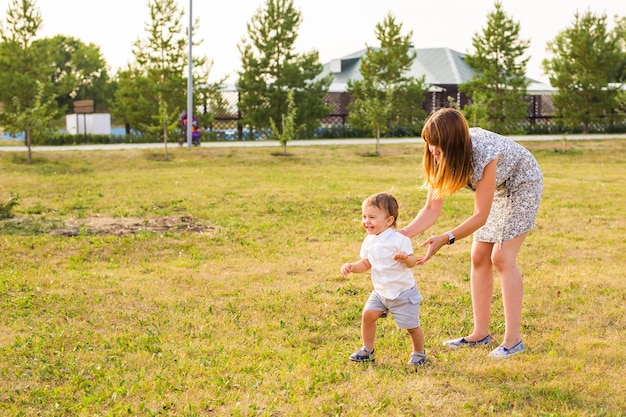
[321,47,554,94]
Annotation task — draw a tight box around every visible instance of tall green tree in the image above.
[543,10,622,133]
[237,0,332,139]
[0,0,58,163]
[347,13,427,156]
[460,1,530,134]
[112,0,219,152]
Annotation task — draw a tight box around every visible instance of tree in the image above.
[269,89,298,155]
[460,1,530,134]
[237,0,332,139]
[112,0,217,154]
[35,35,111,113]
[543,10,622,133]
[3,82,57,163]
[347,13,427,156]
[0,0,58,163]
[111,66,157,135]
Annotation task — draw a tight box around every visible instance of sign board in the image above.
[73,100,94,114]
[66,113,111,135]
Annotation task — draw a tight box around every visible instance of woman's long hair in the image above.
[421,108,473,199]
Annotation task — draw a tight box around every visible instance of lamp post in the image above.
[186,0,193,147]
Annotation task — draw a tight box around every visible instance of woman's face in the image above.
[428,144,442,163]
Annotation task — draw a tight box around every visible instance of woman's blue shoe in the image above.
[488,341,525,358]
[442,334,491,348]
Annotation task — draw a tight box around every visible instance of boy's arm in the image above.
[393,251,417,268]
[340,259,371,277]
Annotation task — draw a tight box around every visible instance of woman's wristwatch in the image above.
[447,231,455,245]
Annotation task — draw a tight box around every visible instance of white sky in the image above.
[1,0,624,84]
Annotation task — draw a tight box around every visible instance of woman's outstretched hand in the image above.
[416,234,449,265]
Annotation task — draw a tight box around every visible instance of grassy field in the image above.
[0,140,624,416]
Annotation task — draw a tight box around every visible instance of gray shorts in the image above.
[363,286,423,329]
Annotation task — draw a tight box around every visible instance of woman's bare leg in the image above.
[491,233,528,348]
[467,240,495,340]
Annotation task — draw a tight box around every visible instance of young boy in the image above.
[340,192,427,367]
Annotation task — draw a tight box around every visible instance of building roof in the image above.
[321,47,555,94]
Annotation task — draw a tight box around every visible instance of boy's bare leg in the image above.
[361,309,383,350]
[407,326,424,353]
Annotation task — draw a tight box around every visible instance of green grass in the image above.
[0,140,625,416]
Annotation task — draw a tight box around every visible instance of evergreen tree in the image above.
[112,0,216,148]
[347,13,427,156]
[111,66,155,135]
[461,1,530,134]
[543,10,622,133]
[237,0,331,139]
[0,0,58,163]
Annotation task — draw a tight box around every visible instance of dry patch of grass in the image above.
[50,215,217,236]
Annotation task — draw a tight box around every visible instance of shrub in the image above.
[0,193,19,219]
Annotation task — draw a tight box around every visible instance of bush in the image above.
[313,126,369,138]
[0,193,19,220]
[38,132,161,146]
[519,119,626,135]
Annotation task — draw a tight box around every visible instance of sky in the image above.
[1,0,624,84]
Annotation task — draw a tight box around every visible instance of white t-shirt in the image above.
[359,227,416,300]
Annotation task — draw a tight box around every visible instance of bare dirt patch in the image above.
[51,215,217,237]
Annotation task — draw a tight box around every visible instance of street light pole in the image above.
[186,0,193,147]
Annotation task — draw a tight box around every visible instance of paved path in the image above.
[1,133,625,152]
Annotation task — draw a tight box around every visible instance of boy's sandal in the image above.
[349,346,375,362]
[407,351,428,366]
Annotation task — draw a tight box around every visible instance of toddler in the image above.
[340,192,427,367]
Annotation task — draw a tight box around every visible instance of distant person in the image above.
[341,192,427,367]
[179,112,202,146]
[399,108,543,358]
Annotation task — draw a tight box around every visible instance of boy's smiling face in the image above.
[361,204,394,235]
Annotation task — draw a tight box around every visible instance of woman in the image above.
[400,108,543,358]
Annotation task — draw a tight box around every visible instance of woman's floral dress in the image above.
[467,128,543,244]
